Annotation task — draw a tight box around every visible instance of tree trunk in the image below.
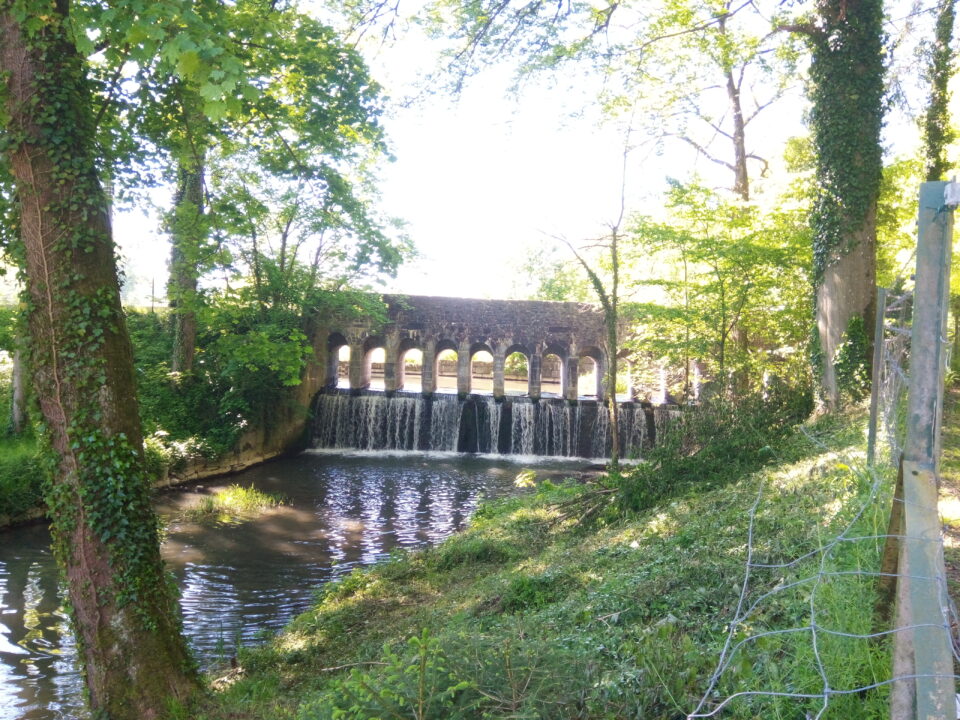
[169,156,204,375]
[720,12,750,203]
[924,0,956,182]
[0,6,199,718]
[10,342,26,434]
[806,0,885,410]
[607,231,620,471]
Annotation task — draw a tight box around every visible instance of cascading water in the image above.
[313,389,671,459]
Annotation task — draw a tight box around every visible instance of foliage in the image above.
[311,629,477,719]
[833,315,870,403]
[129,285,387,458]
[626,181,811,396]
[876,156,923,287]
[616,387,812,513]
[180,484,284,524]
[923,0,956,181]
[0,435,43,518]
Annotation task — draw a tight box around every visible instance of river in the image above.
[0,450,588,720]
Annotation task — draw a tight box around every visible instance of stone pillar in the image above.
[324,344,340,389]
[421,340,437,394]
[348,342,369,390]
[492,346,506,399]
[457,340,471,395]
[564,356,579,401]
[594,355,606,402]
[383,332,401,392]
[528,351,542,399]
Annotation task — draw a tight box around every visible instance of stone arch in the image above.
[502,343,530,396]
[579,346,606,400]
[396,338,422,392]
[434,339,459,393]
[469,341,494,394]
[542,342,567,397]
[326,331,349,388]
[363,335,386,391]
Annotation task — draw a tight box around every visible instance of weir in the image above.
[312,389,675,459]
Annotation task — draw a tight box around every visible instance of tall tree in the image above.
[791,0,885,409]
[923,0,956,182]
[410,0,794,199]
[0,2,200,716]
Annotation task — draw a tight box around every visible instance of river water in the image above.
[0,451,586,720]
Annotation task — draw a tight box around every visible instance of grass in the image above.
[190,405,894,720]
[179,484,285,524]
[0,434,44,519]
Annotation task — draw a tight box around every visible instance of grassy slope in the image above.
[196,407,894,720]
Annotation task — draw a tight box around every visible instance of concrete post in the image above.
[564,356,579,401]
[348,342,368,390]
[457,340,471,395]
[421,340,437,394]
[492,346,506,399]
[891,181,956,720]
[528,351,542,399]
[383,332,401,392]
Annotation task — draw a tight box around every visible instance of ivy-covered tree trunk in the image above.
[0,4,199,718]
[924,0,956,182]
[806,0,885,410]
[169,155,205,375]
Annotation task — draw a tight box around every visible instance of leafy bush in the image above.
[302,630,477,720]
[834,314,871,402]
[617,387,811,513]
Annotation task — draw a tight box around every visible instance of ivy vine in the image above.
[806,0,886,285]
[1,1,184,642]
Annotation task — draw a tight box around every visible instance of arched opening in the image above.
[435,345,458,393]
[400,346,423,393]
[578,350,603,398]
[327,332,348,388]
[363,336,386,391]
[503,346,529,396]
[541,353,563,396]
[337,346,351,388]
[470,343,494,394]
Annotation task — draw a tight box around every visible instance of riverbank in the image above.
[194,407,892,720]
[0,431,302,530]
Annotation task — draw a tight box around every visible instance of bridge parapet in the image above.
[319,294,609,401]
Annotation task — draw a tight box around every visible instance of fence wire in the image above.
[687,284,960,719]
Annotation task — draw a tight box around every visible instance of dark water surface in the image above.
[0,451,584,720]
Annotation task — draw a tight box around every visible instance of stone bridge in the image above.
[321,294,609,401]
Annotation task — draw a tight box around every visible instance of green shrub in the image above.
[301,629,477,720]
[499,569,572,613]
[428,536,520,571]
[0,436,45,518]
[618,387,811,513]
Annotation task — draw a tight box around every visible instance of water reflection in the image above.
[0,452,582,720]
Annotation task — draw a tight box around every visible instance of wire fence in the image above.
[688,184,959,719]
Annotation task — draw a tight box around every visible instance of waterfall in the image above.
[511,402,536,455]
[485,398,501,454]
[430,394,460,451]
[312,390,662,458]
